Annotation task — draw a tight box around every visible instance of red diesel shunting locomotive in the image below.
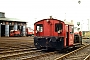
[34,16,82,50]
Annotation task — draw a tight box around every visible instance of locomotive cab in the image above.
[34,19,65,50]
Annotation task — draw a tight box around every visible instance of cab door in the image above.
[66,25,69,46]
[68,25,74,46]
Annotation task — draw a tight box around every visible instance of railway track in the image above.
[0,48,42,60]
[21,51,63,60]
[21,45,83,60]
[0,44,34,52]
[1,37,90,60]
[0,47,79,60]
[0,44,83,60]
[55,44,90,60]
[0,48,37,56]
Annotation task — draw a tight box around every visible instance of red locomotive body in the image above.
[26,27,34,36]
[10,30,21,37]
[34,16,82,50]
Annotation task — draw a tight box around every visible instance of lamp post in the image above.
[77,0,81,31]
[78,0,81,4]
[77,0,82,32]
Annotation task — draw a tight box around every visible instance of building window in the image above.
[36,24,43,32]
[55,23,63,32]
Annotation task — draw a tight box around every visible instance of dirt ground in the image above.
[0,37,34,51]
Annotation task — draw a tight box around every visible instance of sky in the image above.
[0,0,90,30]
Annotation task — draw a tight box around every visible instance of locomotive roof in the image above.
[34,19,74,25]
[64,20,74,25]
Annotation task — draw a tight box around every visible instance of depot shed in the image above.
[0,12,27,37]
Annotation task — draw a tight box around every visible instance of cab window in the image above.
[70,25,74,34]
[55,23,63,32]
[36,24,43,32]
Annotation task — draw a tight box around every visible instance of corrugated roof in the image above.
[0,18,27,23]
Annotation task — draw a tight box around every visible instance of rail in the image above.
[22,51,57,60]
[55,44,90,60]
[0,49,41,60]
[84,54,90,60]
